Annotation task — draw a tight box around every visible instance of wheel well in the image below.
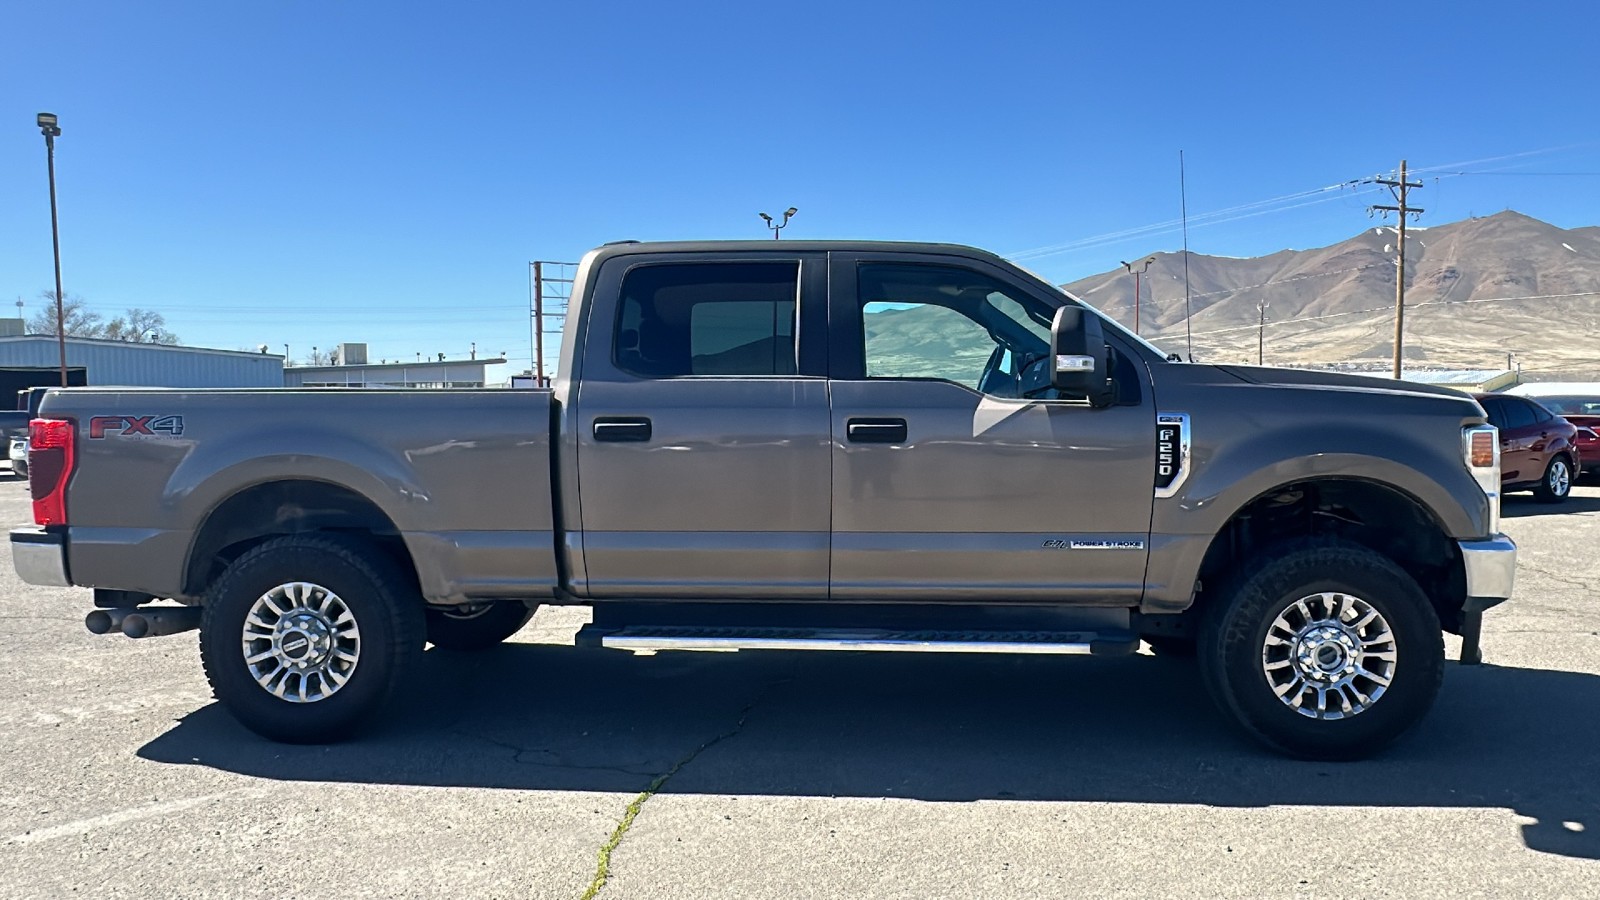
[1191,479,1468,634]
[183,480,417,598]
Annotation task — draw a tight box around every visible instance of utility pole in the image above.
[532,261,545,387]
[1257,299,1269,365]
[1120,257,1154,334]
[528,261,577,388]
[1371,160,1424,380]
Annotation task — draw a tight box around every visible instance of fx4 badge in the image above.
[88,415,185,439]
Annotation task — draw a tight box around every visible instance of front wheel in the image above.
[200,535,424,743]
[424,602,534,651]
[1198,539,1443,760]
[1533,455,1572,503]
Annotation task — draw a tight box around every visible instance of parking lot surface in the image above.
[2,477,1597,898]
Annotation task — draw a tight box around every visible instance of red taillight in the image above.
[29,418,75,526]
[1468,431,1495,468]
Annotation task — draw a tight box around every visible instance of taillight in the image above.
[29,418,75,526]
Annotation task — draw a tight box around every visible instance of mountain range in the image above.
[1060,210,1600,377]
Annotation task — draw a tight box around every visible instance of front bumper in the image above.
[12,526,70,587]
[1459,534,1516,612]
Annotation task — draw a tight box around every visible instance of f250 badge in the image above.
[88,415,185,439]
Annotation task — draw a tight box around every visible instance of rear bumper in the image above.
[12,526,70,587]
[1459,534,1516,612]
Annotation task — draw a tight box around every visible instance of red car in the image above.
[1473,392,1580,502]
[1524,393,1600,481]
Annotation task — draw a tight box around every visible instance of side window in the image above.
[857,264,1055,397]
[615,262,798,378]
[1501,399,1537,430]
[1479,397,1504,429]
[1530,402,1555,424]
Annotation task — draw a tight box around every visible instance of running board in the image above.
[588,625,1138,656]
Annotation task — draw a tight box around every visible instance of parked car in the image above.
[1506,389,1600,481]
[8,435,27,480]
[0,411,31,480]
[1473,392,1579,502]
[11,240,1517,760]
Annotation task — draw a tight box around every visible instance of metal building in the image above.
[0,335,284,389]
[283,355,507,389]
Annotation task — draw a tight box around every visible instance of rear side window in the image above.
[1501,399,1537,430]
[615,262,798,377]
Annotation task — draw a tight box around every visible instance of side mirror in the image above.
[1050,306,1115,408]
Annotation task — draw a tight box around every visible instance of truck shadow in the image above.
[138,645,1599,860]
[1501,493,1600,517]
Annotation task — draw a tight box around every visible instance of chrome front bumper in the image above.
[1459,534,1516,606]
[11,526,70,587]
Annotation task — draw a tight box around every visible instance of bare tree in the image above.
[104,308,179,344]
[28,290,105,338]
[28,292,181,345]
[306,346,341,366]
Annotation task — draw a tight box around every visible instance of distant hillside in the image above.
[1061,210,1600,377]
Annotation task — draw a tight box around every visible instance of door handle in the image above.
[593,417,652,442]
[847,417,907,443]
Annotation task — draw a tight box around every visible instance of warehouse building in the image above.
[0,331,284,397]
[283,342,505,388]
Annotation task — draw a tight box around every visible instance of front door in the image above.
[573,252,831,598]
[827,253,1156,603]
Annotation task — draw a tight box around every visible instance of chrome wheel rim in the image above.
[241,582,360,703]
[1261,592,1395,720]
[1550,460,1570,496]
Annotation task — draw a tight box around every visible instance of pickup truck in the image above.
[11,240,1516,759]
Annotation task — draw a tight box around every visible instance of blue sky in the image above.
[2,0,1597,381]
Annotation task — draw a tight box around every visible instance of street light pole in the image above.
[759,207,797,240]
[1120,257,1154,334]
[38,113,67,387]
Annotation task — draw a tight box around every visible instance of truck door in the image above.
[826,253,1156,603]
[572,252,831,598]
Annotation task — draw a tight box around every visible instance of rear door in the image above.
[572,252,831,598]
[1486,396,1539,483]
[826,252,1156,603]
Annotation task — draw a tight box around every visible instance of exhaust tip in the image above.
[85,608,134,635]
[121,614,151,639]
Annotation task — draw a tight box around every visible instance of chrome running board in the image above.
[596,625,1137,656]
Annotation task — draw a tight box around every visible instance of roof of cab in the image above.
[586,239,1008,264]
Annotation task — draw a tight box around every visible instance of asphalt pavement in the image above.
[2,476,1597,898]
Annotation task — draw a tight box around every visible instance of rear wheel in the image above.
[1198,539,1443,760]
[1533,455,1572,503]
[424,601,534,651]
[200,535,423,743]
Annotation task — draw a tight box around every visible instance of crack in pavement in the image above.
[449,730,662,777]
[1515,563,1591,593]
[578,679,786,900]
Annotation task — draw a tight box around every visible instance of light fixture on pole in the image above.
[759,207,797,240]
[1120,256,1154,335]
[37,112,67,386]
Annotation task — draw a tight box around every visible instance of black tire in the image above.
[1532,455,1572,503]
[424,602,534,651]
[200,535,424,744]
[1142,635,1197,657]
[1197,539,1444,760]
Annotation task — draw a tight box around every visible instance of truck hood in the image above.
[1214,365,1478,402]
